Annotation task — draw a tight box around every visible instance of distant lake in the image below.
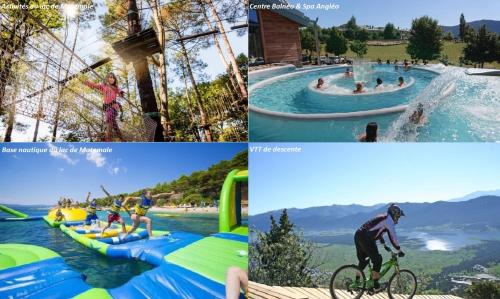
[299,229,500,252]
[401,230,500,251]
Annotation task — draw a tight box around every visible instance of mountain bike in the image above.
[329,247,417,299]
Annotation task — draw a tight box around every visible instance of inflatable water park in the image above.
[0,204,43,222]
[0,170,248,298]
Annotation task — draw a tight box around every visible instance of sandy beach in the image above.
[150,206,248,215]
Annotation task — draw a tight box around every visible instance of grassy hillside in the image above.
[311,240,500,296]
[94,150,248,206]
[317,41,499,68]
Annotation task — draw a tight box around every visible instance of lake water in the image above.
[0,206,219,288]
[401,230,500,251]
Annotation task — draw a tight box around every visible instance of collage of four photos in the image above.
[0,0,499,298]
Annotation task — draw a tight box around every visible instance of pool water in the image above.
[250,65,437,114]
[0,206,220,288]
[249,64,500,142]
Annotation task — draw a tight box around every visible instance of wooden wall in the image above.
[258,10,303,67]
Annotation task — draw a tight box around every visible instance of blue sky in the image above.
[288,0,500,29]
[249,143,500,215]
[0,143,246,205]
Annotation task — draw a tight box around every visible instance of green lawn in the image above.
[316,41,499,68]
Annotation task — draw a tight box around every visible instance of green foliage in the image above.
[407,16,443,60]
[459,13,467,42]
[350,40,368,57]
[383,23,399,40]
[326,28,348,56]
[355,29,370,42]
[465,281,500,299]
[300,26,316,54]
[463,25,499,68]
[343,16,358,40]
[92,150,247,207]
[443,32,454,41]
[250,209,318,287]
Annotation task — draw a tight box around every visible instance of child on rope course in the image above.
[84,73,125,142]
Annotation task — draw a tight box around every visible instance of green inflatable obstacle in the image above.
[0,204,28,219]
[219,169,248,235]
[0,244,59,270]
[165,236,248,284]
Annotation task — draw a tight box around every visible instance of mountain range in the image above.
[250,195,500,232]
[441,19,500,37]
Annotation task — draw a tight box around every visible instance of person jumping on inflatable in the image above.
[123,190,155,239]
[85,199,99,226]
[101,194,127,234]
[84,73,125,142]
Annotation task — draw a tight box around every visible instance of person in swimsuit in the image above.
[85,199,99,226]
[123,190,155,239]
[354,204,405,292]
[101,195,127,234]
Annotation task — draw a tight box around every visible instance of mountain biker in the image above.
[354,204,405,292]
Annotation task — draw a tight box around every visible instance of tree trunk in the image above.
[181,67,200,142]
[199,3,240,98]
[205,0,248,102]
[4,99,16,142]
[127,0,164,142]
[52,17,80,142]
[179,39,213,142]
[33,57,50,142]
[148,0,173,141]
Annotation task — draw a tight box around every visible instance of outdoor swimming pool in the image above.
[249,64,500,142]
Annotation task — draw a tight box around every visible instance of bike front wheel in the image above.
[387,269,417,299]
[329,264,366,299]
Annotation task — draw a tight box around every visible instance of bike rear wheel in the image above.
[387,269,417,299]
[329,264,366,299]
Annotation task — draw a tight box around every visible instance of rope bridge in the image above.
[0,10,156,142]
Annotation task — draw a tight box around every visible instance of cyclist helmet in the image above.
[388,204,405,223]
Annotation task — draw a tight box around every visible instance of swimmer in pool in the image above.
[375,78,383,89]
[409,103,427,124]
[316,78,325,89]
[359,122,378,142]
[353,83,365,94]
[344,68,353,77]
[398,77,405,87]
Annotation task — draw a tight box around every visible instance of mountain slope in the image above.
[250,196,500,232]
[441,19,500,37]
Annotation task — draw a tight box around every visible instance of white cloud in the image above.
[47,143,78,165]
[59,168,65,172]
[86,151,106,167]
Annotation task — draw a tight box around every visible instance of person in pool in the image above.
[353,83,365,94]
[404,62,410,71]
[101,195,127,234]
[386,59,390,64]
[377,58,382,65]
[316,78,325,89]
[123,190,155,239]
[398,76,405,87]
[409,103,427,124]
[85,199,99,226]
[344,68,353,77]
[55,208,65,222]
[375,78,383,89]
[358,122,378,142]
